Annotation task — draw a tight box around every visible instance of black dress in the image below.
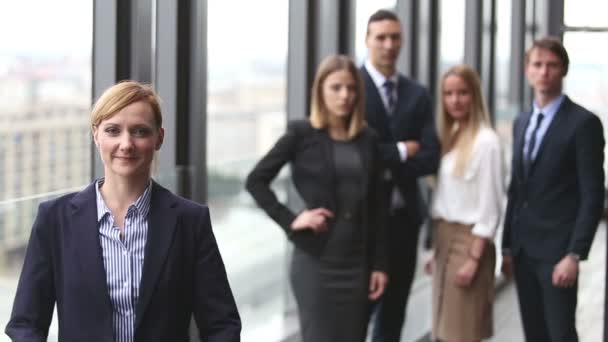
[290,139,369,342]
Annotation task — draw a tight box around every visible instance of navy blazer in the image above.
[360,66,440,227]
[503,96,605,262]
[6,182,241,342]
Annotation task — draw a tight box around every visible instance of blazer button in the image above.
[523,201,529,209]
[344,211,352,220]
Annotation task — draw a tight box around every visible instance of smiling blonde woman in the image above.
[6,81,241,342]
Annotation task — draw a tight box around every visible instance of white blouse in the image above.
[431,126,505,238]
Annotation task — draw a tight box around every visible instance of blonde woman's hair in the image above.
[436,65,491,177]
[91,80,162,133]
[309,54,365,139]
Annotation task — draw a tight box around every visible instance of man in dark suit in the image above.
[502,36,605,342]
[361,10,440,342]
[6,182,241,342]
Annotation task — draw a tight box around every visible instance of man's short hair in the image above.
[525,36,570,75]
[367,9,400,34]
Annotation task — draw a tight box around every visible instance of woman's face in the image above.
[442,74,473,122]
[93,101,164,181]
[322,69,357,119]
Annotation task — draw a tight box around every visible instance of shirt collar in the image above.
[95,178,153,222]
[365,59,399,89]
[532,94,565,121]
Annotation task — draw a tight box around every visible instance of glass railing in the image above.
[206,159,293,341]
[0,186,86,342]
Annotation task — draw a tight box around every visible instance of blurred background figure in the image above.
[360,10,440,342]
[502,37,605,342]
[426,65,503,342]
[246,54,388,342]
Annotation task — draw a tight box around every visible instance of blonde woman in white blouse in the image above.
[425,65,504,342]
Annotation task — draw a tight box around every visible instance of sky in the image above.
[0,0,92,57]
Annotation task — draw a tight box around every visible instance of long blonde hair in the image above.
[436,65,491,177]
[309,54,365,139]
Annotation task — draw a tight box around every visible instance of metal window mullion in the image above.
[537,0,564,38]
[288,0,313,121]
[482,0,497,122]
[316,0,352,65]
[396,0,417,78]
[93,0,118,179]
[523,0,535,108]
[408,0,439,90]
[464,0,483,72]
[130,0,154,83]
[285,0,318,322]
[115,0,132,81]
[154,0,178,192]
[509,0,526,113]
[564,26,608,32]
[340,0,357,58]
[185,0,207,203]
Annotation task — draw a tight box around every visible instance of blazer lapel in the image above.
[318,130,337,209]
[529,96,570,174]
[71,183,113,313]
[514,111,532,180]
[135,182,178,329]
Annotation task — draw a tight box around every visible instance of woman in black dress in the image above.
[246,54,388,342]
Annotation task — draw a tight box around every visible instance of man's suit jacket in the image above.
[503,96,605,262]
[360,66,440,227]
[6,182,241,342]
[245,120,388,272]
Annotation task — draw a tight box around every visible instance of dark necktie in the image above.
[524,112,544,176]
[383,80,396,114]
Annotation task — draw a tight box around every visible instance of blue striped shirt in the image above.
[96,179,152,342]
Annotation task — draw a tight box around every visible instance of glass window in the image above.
[493,0,517,168]
[206,1,289,340]
[355,0,397,63]
[0,1,93,340]
[564,0,607,28]
[439,0,466,73]
[563,32,608,186]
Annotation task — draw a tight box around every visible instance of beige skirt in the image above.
[432,220,495,342]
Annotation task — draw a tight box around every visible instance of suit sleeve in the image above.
[502,180,516,252]
[5,203,55,342]
[569,114,605,259]
[193,208,241,342]
[502,120,520,252]
[394,92,440,179]
[245,123,298,233]
[376,142,402,164]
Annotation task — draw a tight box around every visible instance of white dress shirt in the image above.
[431,127,504,238]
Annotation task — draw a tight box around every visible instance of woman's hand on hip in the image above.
[290,208,334,234]
[368,271,389,301]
